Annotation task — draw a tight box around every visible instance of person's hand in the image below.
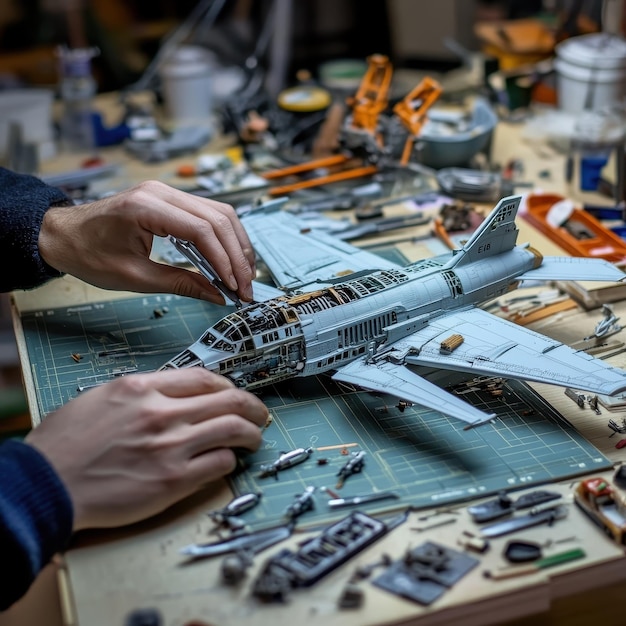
[25,368,268,530]
[38,180,256,304]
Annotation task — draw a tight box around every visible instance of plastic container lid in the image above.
[556,33,626,70]
[554,56,626,82]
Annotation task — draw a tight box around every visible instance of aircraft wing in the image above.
[241,206,401,291]
[333,358,496,427]
[518,256,626,282]
[394,306,626,396]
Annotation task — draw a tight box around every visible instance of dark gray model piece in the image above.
[467,489,561,523]
[283,486,316,520]
[336,450,366,488]
[251,510,407,602]
[479,504,568,538]
[373,541,478,605]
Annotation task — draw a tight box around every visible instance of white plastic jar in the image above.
[554,33,626,112]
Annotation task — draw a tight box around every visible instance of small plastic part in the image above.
[177,163,197,177]
[373,541,479,605]
[252,511,405,602]
[338,582,365,609]
[503,540,543,563]
[614,465,626,489]
[124,608,163,626]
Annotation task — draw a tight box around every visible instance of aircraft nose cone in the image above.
[159,349,203,370]
[160,343,230,372]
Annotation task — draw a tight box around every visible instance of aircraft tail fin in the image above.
[444,195,522,268]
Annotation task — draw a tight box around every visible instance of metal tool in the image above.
[179,522,293,560]
[169,236,243,308]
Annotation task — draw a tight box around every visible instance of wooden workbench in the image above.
[3,101,626,626]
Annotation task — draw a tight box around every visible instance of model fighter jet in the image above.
[161,195,626,427]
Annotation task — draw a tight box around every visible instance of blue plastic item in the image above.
[580,154,609,191]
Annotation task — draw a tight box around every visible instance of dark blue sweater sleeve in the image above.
[0,439,73,610]
[0,167,70,292]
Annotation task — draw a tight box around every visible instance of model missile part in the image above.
[284,486,316,520]
[259,446,314,478]
[207,492,262,523]
[251,510,405,602]
[336,450,366,488]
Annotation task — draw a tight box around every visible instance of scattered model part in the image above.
[179,522,293,560]
[350,554,393,582]
[440,333,464,354]
[327,490,399,509]
[284,486,316,520]
[372,541,479,605]
[160,195,626,429]
[251,510,407,602]
[411,518,457,532]
[588,394,601,414]
[259,446,314,479]
[565,387,587,408]
[480,503,568,538]
[502,540,542,563]
[208,492,262,526]
[574,477,626,545]
[336,450,366,488]
[124,608,163,626]
[608,418,626,437]
[614,465,626,490]
[457,530,490,554]
[585,304,622,340]
[220,550,254,586]
[337,582,365,609]
[467,489,562,523]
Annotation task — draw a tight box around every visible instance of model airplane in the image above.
[160,195,626,427]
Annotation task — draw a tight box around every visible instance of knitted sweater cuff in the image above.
[0,168,70,291]
[0,439,74,610]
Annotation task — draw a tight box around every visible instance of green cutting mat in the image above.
[20,293,611,528]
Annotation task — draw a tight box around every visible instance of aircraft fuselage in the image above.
[161,243,542,390]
